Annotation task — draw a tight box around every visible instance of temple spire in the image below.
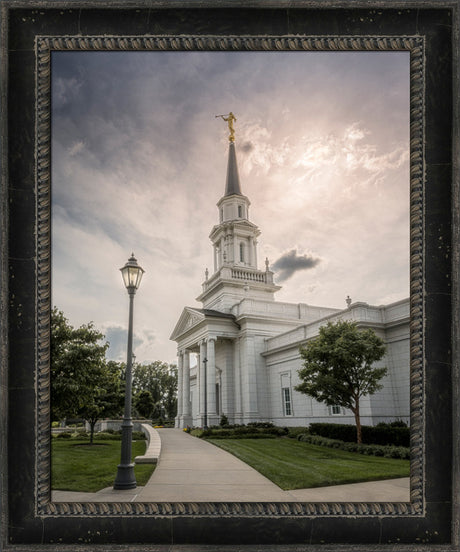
[216,112,242,196]
[225,142,242,196]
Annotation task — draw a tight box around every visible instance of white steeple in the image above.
[197,115,280,312]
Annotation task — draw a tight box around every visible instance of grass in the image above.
[207,438,410,490]
[52,439,155,492]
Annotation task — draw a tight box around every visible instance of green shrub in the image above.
[220,414,229,427]
[56,432,72,439]
[287,427,309,439]
[308,422,409,447]
[297,432,409,459]
[94,432,120,440]
[247,421,274,429]
[210,433,277,440]
[71,431,89,439]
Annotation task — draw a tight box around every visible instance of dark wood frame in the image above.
[1,1,459,550]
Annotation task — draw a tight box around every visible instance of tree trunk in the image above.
[89,420,97,444]
[353,399,362,444]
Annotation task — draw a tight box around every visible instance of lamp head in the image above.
[120,253,144,293]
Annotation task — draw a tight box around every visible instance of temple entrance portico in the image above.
[171,308,240,428]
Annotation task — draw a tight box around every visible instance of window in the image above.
[330,405,342,415]
[220,208,223,222]
[282,387,292,416]
[238,205,242,217]
[239,242,245,262]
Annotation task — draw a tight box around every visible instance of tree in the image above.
[132,361,178,419]
[79,361,124,443]
[51,308,124,443]
[134,390,155,419]
[295,320,387,444]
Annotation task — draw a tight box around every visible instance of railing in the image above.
[202,266,273,291]
[231,267,268,283]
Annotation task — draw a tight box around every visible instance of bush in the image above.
[308,422,409,447]
[210,433,277,440]
[247,421,274,429]
[297,433,409,459]
[198,424,286,439]
[287,427,309,439]
[56,432,72,439]
[220,414,229,427]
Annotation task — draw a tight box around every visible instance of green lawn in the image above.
[52,439,155,492]
[208,438,409,490]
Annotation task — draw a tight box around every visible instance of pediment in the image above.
[170,307,205,341]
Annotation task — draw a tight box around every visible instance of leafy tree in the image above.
[80,361,124,443]
[295,320,387,444]
[132,361,177,419]
[134,390,155,419]
[51,308,124,443]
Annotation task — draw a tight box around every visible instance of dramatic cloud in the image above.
[51,50,410,363]
[104,325,155,363]
[272,250,321,282]
[240,141,254,153]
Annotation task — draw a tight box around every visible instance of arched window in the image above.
[238,205,243,218]
[239,242,245,262]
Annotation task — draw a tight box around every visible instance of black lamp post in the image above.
[114,253,144,490]
[203,357,208,429]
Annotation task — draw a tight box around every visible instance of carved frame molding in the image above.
[35,34,424,518]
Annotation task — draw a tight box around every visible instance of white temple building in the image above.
[171,119,410,429]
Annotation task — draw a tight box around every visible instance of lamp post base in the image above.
[113,463,137,490]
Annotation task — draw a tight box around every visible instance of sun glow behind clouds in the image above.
[52,50,410,364]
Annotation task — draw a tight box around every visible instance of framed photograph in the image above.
[1,1,459,550]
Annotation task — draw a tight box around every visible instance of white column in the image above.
[248,237,254,267]
[207,337,218,424]
[175,351,183,427]
[242,335,258,423]
[196,351,200,422]
[233,231,239,264]
[199,340,206,426]
[182,350,192,426]
[234,338,243,423]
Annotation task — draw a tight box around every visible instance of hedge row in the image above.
[207,433,277,440]
[297,433,410,459]
[199,426,288,438]
[308,422,409,447]
[53,431,146,440]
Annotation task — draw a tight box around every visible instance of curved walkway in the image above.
[53,428,410,503]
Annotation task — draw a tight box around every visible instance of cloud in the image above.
[272,249,321,282]
[240,141,254,153]
[104,325,152,362]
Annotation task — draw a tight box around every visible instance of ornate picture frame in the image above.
[1,1,459,549]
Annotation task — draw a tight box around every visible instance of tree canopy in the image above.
[132,361,177,419]
[295,320,387,443]
[51,308,123,442]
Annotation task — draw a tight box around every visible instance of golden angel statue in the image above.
[215,112,237,142]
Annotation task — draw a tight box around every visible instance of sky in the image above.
[51,50,410,365]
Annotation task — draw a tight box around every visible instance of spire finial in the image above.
[265,257,270,271]
[216,112,237,142]
[346,295,352,308]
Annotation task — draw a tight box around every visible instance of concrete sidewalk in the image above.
[52,428,410,503]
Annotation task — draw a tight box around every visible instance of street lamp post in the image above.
[114,253,144,490]
[203,357,208,429]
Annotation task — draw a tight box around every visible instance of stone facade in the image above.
[171,139,410,429]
